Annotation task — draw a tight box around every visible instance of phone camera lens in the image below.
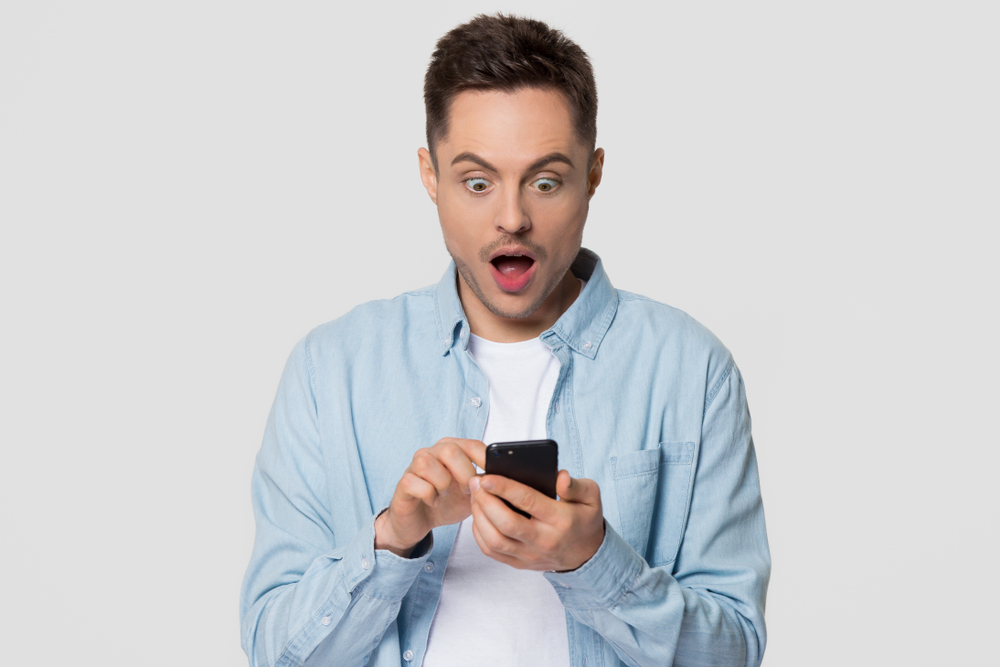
[491,450,500,457]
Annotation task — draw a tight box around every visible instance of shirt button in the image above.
[470,396,482,407]
[424,562,435,573]
[321,616,331,626]
[361,557,370,570]
[582,340,592,351]
[403,649,414,661]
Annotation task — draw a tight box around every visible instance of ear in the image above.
[417,147,439,205]
[587,148,605,198]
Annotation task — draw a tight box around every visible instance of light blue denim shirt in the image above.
[240,249,770,667]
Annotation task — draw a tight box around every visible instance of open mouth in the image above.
[488,248,537,293]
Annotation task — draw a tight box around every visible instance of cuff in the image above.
[543,521,645,609]
[337,512,433,602]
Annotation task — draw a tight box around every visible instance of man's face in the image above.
[418,87,603,325]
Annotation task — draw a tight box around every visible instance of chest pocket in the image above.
[610,441,696,567]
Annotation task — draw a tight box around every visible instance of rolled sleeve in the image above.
[240,337,433,667]
[355,517,434,602]
[544,522,643,609]
[540,358,769,667]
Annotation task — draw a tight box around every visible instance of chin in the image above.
[486,296,547,321]
[478,274,561,321]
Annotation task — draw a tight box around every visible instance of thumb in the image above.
[557,471,600,506]
[556,470,579,501]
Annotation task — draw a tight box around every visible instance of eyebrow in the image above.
[450,151,575,173]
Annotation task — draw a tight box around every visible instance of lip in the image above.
[487,246,539,293]
[487,246,538,264]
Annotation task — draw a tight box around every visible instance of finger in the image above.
[410,449,455,498]
[470,496,523,556]
[479,474,557,523]
[555,471,600,507]
[469,518,522,568]
[555,470,573,500]
[433,440,480,493]
[474,478,536,539]
[438,437,487,471]
[398,471,440,508]
[472,523,525,570]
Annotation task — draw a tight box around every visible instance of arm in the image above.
[546,359,770,667]
[239,336,431,667]
[470,359,769,666]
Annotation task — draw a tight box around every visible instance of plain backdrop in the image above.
[1,1,997,665]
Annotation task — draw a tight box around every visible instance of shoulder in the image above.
[615,290,728,351]
[611,289,734,379]
[302,284,438,358]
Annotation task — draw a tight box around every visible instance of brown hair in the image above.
[424,14,597,166]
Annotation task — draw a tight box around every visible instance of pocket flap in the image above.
[611,446,662,479]
[661,440,695,465]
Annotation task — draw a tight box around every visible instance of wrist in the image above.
[559,520,606,572]
[374,509,420,558]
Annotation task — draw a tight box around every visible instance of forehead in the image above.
[440,88,583,163]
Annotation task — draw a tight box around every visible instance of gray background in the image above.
[1,1,996,665]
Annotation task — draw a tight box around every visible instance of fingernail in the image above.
[469,476,480,493]
[480,477,494,492]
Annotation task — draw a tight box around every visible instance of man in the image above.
[240,14,770,667]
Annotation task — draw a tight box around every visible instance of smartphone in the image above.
[484,439,558,518]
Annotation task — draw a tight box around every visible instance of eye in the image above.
[464,177,491,193]
[533,178,559,193]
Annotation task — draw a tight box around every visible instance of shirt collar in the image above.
[434,248,618,359]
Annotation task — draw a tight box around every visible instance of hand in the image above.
[376,438,486,557]
[468,469,605,571]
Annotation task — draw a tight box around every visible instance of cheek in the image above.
[528,198,588,240]
[438,186,477,220]
[437,191,485,250]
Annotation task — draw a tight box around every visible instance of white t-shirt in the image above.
[422,334,570,667]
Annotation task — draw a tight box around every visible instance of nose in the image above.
[494,187,530,235]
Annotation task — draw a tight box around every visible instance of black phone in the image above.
[484,439,558,518]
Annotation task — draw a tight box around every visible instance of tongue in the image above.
[493,256,534,278]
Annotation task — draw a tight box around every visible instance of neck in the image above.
[460,270,581,343]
